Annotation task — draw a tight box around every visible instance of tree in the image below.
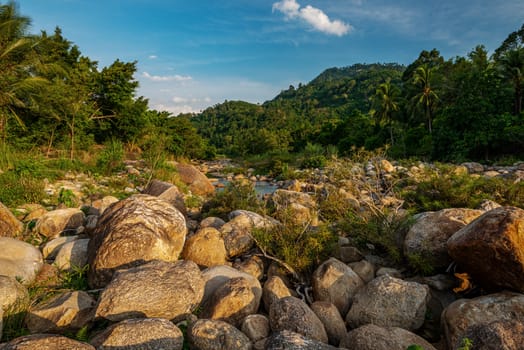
[370,78,400,144]
[412,64,439,134]
[498,48,524,115]
[0,1,46,144]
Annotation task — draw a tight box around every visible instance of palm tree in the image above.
[412,64,439,134]
[370,78,399,145]
[499,48,524,115]
[0,1,45,144]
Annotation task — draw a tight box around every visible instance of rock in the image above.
[87,194,187,288]
[461,162,484,174]
[200,216,226,230]
[0,202,23,238]
[348,260,375,283]
[0,237,43,285]
[339,324,437,350]
[221,214,256,258]
[90,196,119,215]
[187,318,252,350]
[35,208,85,238]
[42,236,79,260]
[375,267,402,278]
[337,246,364,263]
[456,319,524,350]
[477,199,502,211]
[25,291,95,334]
[0,334,95,350]
[176,163,215,196]
[263,275,293,312]
[182,227,227,268]
[143,179,187,215]
[229,210,279,229]
[32,263,60,289]
[379,159,395,173]
[346,275,430,331]
[201,265,262,307]
[484,170,501,178]
[83,215,97,235]
[241,314,270,342]
[265,330,338,350]
[233,255,265,280]
[310,301,346,346]
[95,260,204,322]
[54,239,89,270]
[89,318,184,350]
[0,275,29,314]
[447,206,524,292]
[201,277,261,327]
[312,258,364,317]
[404,208,482,272]
[441,292,524,348]
[269,296,328,343]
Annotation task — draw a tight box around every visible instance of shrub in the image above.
[0,172,46,207]
[252,218,338,282]
[201,180,265,220]
[96,139,125,175]
[57,188,78,208]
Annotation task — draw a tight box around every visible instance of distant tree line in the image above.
[1,0,523,163]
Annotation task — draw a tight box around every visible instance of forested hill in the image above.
[193,63,406,157]
[193,34,524,162]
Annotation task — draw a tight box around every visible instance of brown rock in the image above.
[90,196,119,215]
[447,206,524,292]
[346,275,430,331]
[312,258,364,317]
[348,259,375,283]
[441,292,524,348]
[187,318,252,350]
[404,208,482,271]
[262,275,293,312]
[269,296,328,343]
[176,163,215,196]
[310,301,347,346]
[0,202,23,237]
[25,291,95,334]
[457,319,524,350]
[89,318,184,350]
[54,239,89,270]
[202,277,261,327]
[95,260,204,322]
[221,214,256,258]
[265,330,338,350]
[182,227,227,268]
[200,216,226,230]
[340,324,437,350]
[143,179,187,215]
[42,236,79,260]
[0,237,43,286]
[35,208,85,238]
[233,255,265,280]
[0,276,28,313]
[87,194,187,288]
[0,334,95,350]
[241,314,270,342]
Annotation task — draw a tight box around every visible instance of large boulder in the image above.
[262,275,294,312]
[35,208,85,239]
[25,291,95,334]
[0,334,95,350]
[447,206,524,292]
[404,208,482,271]
[53,239,89,270]
[310,301,346,347]
[0,237,43,285]
[176,163,215,196]
[0,202,23,238]
[312,257,364,317]
[187,318,252,350]
[89,318,184,350]
[181,227,227,268]
[42,236,79,260]
[0,275,29,314]
[441,292,524,348]
[241,314,270,343]
[87,194,187,288]
[95,260,204,322]
[346,275,430,331]
[455,319,524,350]
[142,179,187,215]
[272,190,318,225]
[269,296,328,343]
[339,324,437,350]
[201,276,261,327]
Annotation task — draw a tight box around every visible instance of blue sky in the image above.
[19,0,524,115]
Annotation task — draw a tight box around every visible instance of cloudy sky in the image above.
[20,0,524,115]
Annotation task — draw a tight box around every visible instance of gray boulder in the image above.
[0,237,43,285]
[187,318,252,350]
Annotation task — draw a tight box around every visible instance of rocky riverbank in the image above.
[0,158,523,349]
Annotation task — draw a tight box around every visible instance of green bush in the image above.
[96,139,125,175]
[57,188,79,208]
[0,172,46,207]
[252,219,338,281]
[201,180,265,220]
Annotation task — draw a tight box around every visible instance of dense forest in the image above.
[1,1,523,165]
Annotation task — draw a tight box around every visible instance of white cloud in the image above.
[272,0,351,36]
[148,55,158,59]
[142,71,192,82]
[155,104,199,115]
[172,96,188,103]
